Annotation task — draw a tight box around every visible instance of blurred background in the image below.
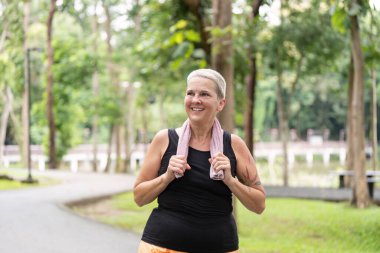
[1,0,379,206]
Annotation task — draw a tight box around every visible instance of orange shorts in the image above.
[137,240,238,253]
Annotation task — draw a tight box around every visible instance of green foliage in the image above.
[131,5,207,78]
[1,0,380,160]
[33,37,95,160]
[331,6,349,33]
[0,49,18,90]
[0,0,24,93]
[91,86,124,125]
[331,0,372,33]
[257,4,349,139]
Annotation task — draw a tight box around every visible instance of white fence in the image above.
[1,141,372,172]
[1,144,146,173]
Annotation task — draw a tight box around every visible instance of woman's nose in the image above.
[192,94,202,103]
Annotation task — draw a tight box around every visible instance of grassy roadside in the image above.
[0,169,59,190]
[72,192,380,253]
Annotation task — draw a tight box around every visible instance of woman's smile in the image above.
[191,107,204,111]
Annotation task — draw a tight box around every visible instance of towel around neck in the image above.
[175,119,224,180]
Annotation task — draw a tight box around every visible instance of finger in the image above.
[212,159,227,168]
[213,152,225,159]
[214,161,230,172]
[172,166,184,176]
[171,158,187,167]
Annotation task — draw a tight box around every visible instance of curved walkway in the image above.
[0,170,140,253]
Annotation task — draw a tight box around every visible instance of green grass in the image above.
[0,178,31,190]
[0,169,59,190]
[75,192,380,253]
[237,198,380,253]
[98,194,157,235]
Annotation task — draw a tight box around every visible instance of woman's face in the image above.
[185,76,225,124]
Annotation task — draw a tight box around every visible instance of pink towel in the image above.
[176,119,224,180]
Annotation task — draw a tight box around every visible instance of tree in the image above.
[22,0,31,168]
[331,0,372,208]
[0,0,26,171]
[90,1,100,172]
[211,0,234,132]
[365,4,380,174]
[349,0,370,208]
[243,0,263,153]
[0,87,13,168]
[46,0,57,169]
[182,0,211,64]
[262,0,345,186]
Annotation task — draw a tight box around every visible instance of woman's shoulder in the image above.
[147,129,171,157]
[152,129,169,143]
[230,133,249,153]
[230,133,244,144]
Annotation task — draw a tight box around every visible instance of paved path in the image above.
[265,185,380,202]
[0,170,140,253]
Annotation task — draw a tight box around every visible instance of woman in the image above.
[134,69,265,253]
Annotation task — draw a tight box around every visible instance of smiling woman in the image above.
[133,68,266,253]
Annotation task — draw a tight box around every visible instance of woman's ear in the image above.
[217,99,226,112]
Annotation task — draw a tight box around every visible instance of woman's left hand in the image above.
[209,152,232,182]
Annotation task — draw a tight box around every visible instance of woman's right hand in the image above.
[166,155,191,180]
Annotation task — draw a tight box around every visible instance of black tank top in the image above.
[141,129,238,253]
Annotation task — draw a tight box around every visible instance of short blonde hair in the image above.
[187,69,226,99]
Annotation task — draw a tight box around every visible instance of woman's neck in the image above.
[188,120,214,150]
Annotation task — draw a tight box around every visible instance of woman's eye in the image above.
[186,91,194,96]
[200,92,210,97]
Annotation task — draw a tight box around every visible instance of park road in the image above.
[0,170,140,253]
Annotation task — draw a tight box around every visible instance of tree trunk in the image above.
[21,0,30,168]
[115,124,122,173]
[211,0,234,133]
[345,55,354,187]
[369,8,377,172]
[103,2,122,173]
[211,0,237,224]
[141,103,149,153]
[0,87,12,169]
[275,59,289,187]
[90,3,100,172]
[370,69,377,172]
[349,2,370,208]
[46,0,57,169]
[104,124,114,173]
[243,59,256,153]
[123,84,135,173]
[243,0,262,154]
[9,108,23,159]
[91,75,99,172]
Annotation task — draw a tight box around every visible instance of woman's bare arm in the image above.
[224,134,266,214]
[133,129,190,206]
[133,130,173,206]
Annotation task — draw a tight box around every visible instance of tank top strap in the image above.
[223,131,237,177]
[167,129,179,151]
[223,131,231,153]
[165,129,236,177]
